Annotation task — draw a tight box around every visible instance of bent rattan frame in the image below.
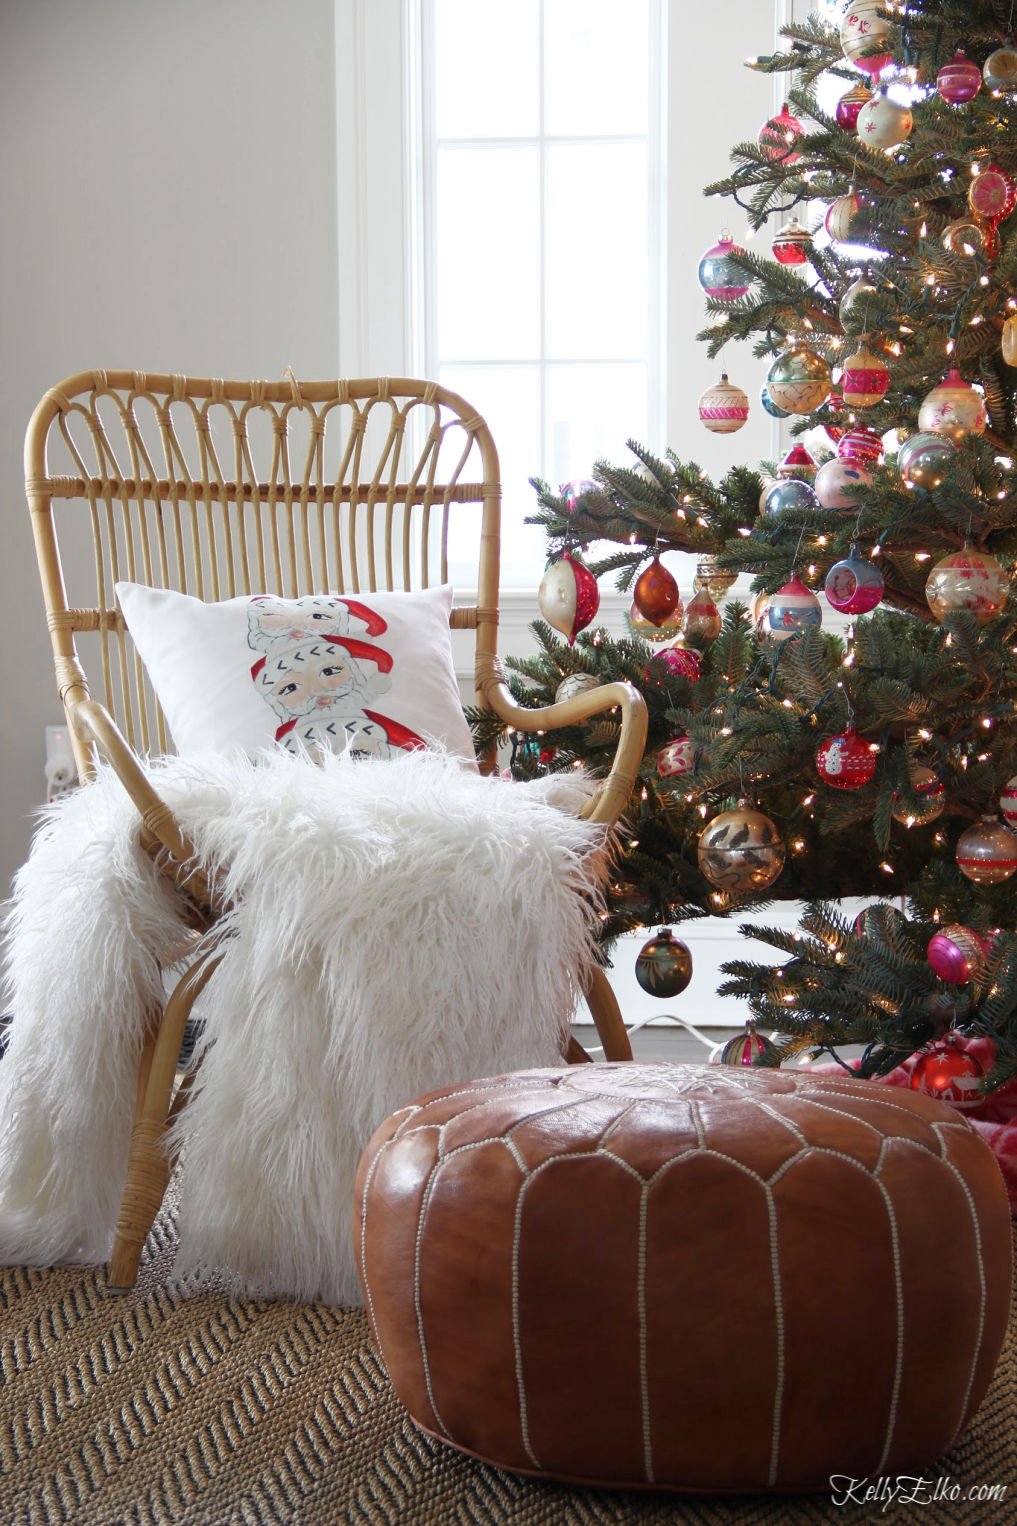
[24,370,648,1292]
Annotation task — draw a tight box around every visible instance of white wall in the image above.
[0,0,341,892]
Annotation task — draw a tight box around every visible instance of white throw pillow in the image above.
[115,581,477,766]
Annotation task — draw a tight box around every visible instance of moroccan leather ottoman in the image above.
[353,1063,1012,1493]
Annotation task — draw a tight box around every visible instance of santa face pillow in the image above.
[115,582,477,767]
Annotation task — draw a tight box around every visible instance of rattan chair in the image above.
[24,370,647,1291]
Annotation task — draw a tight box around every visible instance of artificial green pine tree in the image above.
[473,1,1017,1096]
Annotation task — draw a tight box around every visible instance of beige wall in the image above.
[0,0,340,891]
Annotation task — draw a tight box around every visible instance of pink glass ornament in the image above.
[824,549,884,613]
[938,49,982,105]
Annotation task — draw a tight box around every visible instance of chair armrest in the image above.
[477,664,648,828]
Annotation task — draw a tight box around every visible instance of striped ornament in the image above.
[698,373,749,434]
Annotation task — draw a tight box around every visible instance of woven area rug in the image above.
[2,1202,1015,1526]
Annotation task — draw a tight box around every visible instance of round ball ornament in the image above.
[633,555,681,627]
[657,734,694,779]
[683,586,722,646]
[825,191,862,243]
[766,347,832,415]
[824,547,884,613]
[968,163,1017,229]
[693,558,737,602]
[765,575,823,642]
[841,342,890,408]
[772,218,812,264]
[909,1033,985,1109]
[562,478,599,513]
[897,430,955,488]
[762,477,819,518]
[838,424,884,464]
[940,218,990,259]
[537,552,600,646]
[816,727,878,789]
[629,600,683,643]
[760,382,791,419]
[856,92,913,148]
[927,926,987,985]
[635,928,693,999]
[836,81,873,131]
[815,457,872,511]
[956,815,1017,884]
[720,1019,776,1068]
[1001,775,1017,828]
[984,42,1017,93]
[891,765,946,826]
[937,49,982,104]
[840,2,893,76]
[555,672,602,705]
[758,103,804,164]
[839,271,879,331]
[778,445,818,481]
[925,543,1008,625]
[918,369,987,442]
[697,235,750,300]
[698,804,786,893]
[698,372,749,433]
[1003,316,1017,367]
[651,635,701,684]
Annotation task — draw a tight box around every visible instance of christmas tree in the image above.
[474,1,1017,1099]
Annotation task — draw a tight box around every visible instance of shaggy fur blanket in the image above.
[0,749,608,1306]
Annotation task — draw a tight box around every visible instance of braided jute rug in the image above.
[2,1202,1015,1526]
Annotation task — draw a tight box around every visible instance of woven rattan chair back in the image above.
[25,371,500,780]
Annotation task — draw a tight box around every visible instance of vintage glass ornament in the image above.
[766,346,832,415]
[918,369,987,442]
[562,478,599,513]
[937,49,982,104]
[825,191,862,243]
[697,235,750,300]
[633,555,681,627]
[968,163,1017,230]
[838,271,879,331]
[815,457,871,511]
[927,925,987,985]
[720,1019,776,1067]
[841,342,890,408]
[909,1033,985,1109]
[824,547,884,613]
[629,600,683,643]
[758,103,803,164]
[840,2,893,76]
[698,804,786,892]
[856,92,912,149]
[537,552,600,645]
[956,815,1017,884]
[760,381,790,419]
[765,575,822,642]
[772,217,811,264]
[984,42,1017,93]
[896,430,955,488]
[940,218,990,258]
[836,81,872,131]
[683,586,722,646]
[761,477,819,518]
[837,424,883,464]
[925,544,1008,625]
[778,445,817,481]
[1001,774,1017,828]
[693,558,737,602]
[635,928,693,998]
[816,727,877,789]
[1003,316,1017,367]
[891,764,945,826]
[698,372,749,433]
[555,672,601,705]
[657,734,694,779]
[651,635,701,683]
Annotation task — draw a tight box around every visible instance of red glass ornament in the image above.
[816,727,877,789]
[633,555,681,627]
[836,81,872,131]
[777,445,818,480]
[758,103,804,164]
[772,219,811,265]
[968,163,1017,234]
[537,552,600,646]
[652,640,701,683]
[909,1033,985,1109]
[838,425,884,464]
[937,49,982,105]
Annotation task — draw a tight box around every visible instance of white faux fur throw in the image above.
[0,748,608,1306]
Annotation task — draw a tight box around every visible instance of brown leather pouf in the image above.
[353,1063,1012,1493]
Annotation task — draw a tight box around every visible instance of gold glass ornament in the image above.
[683,586,722,646]
[1003,316,1017,367]
[839,272,880,332]
[825,192,862,244]
[628,600,683,643]
[698,804,786,892]
[693,558,738,602]
[925,543,1008,625]
[555,672,602,704]
[766,346,833,415]
[956,815,1017,885]
[634,928,694,998]
[984,42,1017,93]
[891,764,946,826]
[940,218,990,258]
[917,368,987,442]
[841,342,890,408]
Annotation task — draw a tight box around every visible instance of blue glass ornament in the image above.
[697,236,750,300]
[824,547,884,614]
[760,381,791,419]
[761,478,819,517]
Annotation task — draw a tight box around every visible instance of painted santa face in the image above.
[256,641,390,721]
[247,595,353,651]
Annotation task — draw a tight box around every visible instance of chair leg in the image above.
[582,964,633,1062]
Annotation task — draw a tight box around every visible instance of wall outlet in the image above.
[45,724,77,803]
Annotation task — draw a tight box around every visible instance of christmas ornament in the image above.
[840,342,890,408]
[562,478,599,512]
[968,163,1017,231]
[635,928,693,998]
[856,92,912,149]
[698,372,749,433]
[839,271,879,331]
[927,925,987,985]
[956,815,1017,884]
[537,552,600,645]
[925,543,1008,624]
[896,430,955,488]
[918,369,987,442]
[891,764,945,826]
[909,1032,985,1109]
[760,382,790,420]
[836,81,872,131]
[657,735,694,779]
[629,600,683,643]
[761,478,819,518]
[984,42,1017,93]
[720,1018,776,1067]
[817,390,847,447]
[766,346,832,415]
[840,2,893,76]
[683,586,722,646]
[765,576,822,642]
[758,103,803,163]
[555,672,602,704]
[824,547,884,613]
[778,445,818,480]
[853,903,905,940]
[697,235,750,300]
[693,558,737,601]
[838,424,883,464]
[825,191,862,243]
[815,457,871,510]
[750,590,771,634]
[937,49,982,104]
[652,636,701,683]
[698,804,786,892]
[816,727,878,789]
[1000,774,1017,827]
[633,555,681,627]
[1003,316,1017,366]
[940,218,990,258]
[772,218,811,264]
